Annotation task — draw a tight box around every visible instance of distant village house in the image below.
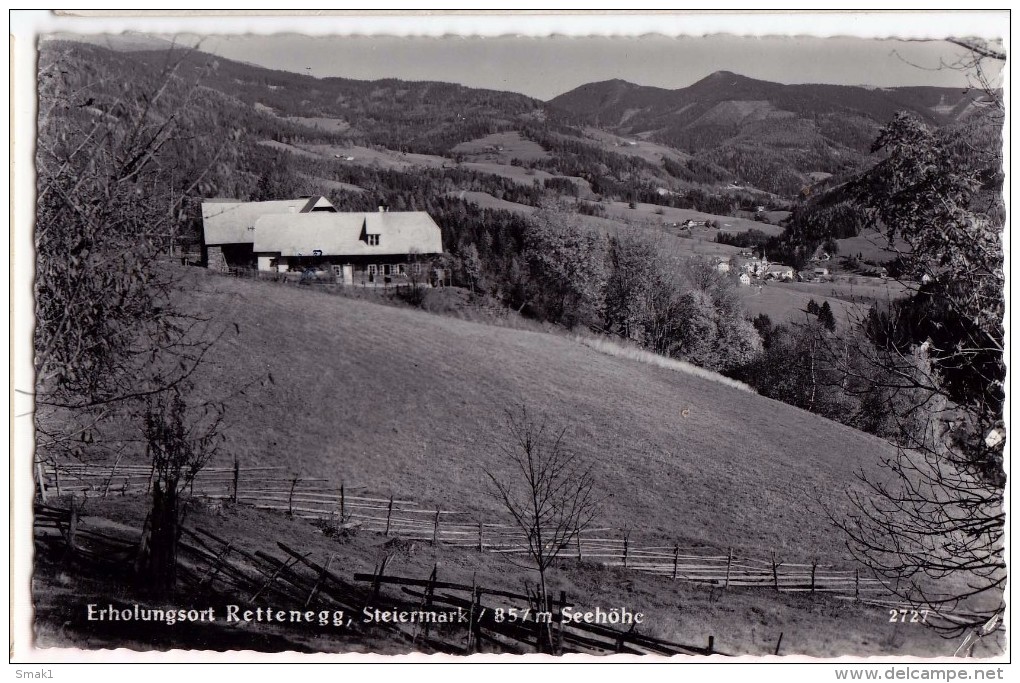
[763,264,795,281]
[201,196,444,285]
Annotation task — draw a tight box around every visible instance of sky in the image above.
[189,34,997,101]
[68,32,1004,102]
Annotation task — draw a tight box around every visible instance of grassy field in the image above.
[170,270,904,568]
[446,190,538,214]
[796,276,914,306]
[299,173,367,194]
[601,201,784,237]
[580,127,692,166]
[284,116,352,134]
[837,230,910,264]
[261,140,452,171]
[450,131,550,162]
[35,271,994,657]
[736,276,912,328]
[738,281,863,328]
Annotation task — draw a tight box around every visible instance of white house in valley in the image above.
[764,264,796,281]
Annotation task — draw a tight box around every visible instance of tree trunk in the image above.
[143,479,179,597]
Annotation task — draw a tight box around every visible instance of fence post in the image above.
[554,590,567,654]
[340,482,346,521]
[36,462,47,503]
[288,477,299,517]
[466,577,477,654]
[54,465,62,497]
[370,555,389,603]
[433,509,441,546]
[855,568,860,602]
[102,454,124,500]
[707,635,715,655]
[623,532,629,568]
[385,496,394,536]
[672,543,679,580]
[774,632,784,656]
[67,495,78,552]
[231,458,240,504]
[772,551,780,592]
[305,553,335,608]
[810,560,817,593]
[575,528,582,561]
[422,565,438,642]
[478,522,483,552]
[725,547,733,589]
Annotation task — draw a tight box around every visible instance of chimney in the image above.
[378,205,387,213]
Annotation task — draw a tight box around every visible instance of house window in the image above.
[383,264,392,276]
[368,264,378,275]
[397,264,406,275]
[413,263,422,275]
[367,234,380,246]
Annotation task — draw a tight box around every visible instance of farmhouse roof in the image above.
[201,196,335,245]
[251,211,443,257]
[765,263,794,273]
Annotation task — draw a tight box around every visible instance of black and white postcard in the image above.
[10,9,1009,676]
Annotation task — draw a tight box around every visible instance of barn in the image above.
[201,197,444,284]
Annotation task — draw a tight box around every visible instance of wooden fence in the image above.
[33,501,997,651]
[33,503,719,655]
[35,461,887,601]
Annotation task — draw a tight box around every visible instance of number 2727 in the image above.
[889,609,929,623]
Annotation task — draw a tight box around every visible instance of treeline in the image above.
[729,311,930,441]
[443,209,763,372]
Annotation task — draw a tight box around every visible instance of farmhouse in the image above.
[201,197,444,284]
[763,264,795,281]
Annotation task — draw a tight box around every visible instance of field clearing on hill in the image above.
[260,140,451,170]
[459,161,594,196]
[600,201,784,236]
[305,143,451,169]
[837,231,911,264]
[737,281,864,328]
[729,275,911,329]
[284,116,351,133]
[791,276,914,307]
[450,131,550,162]
[762,210,792,224]
[580,127,692,165]
[300,173,367,194]
[167,269,902,567]
[447,190,538,214]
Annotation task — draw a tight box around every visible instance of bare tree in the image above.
[484,404,601,651]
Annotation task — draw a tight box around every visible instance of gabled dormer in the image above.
[359,218,381,246]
